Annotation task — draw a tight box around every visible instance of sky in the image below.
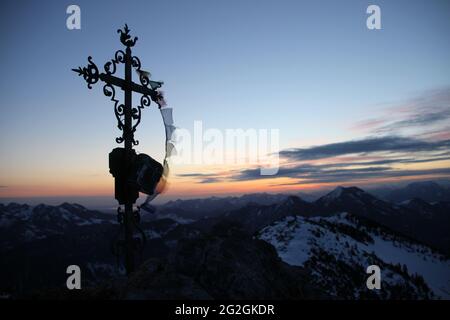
[0,0,449,206]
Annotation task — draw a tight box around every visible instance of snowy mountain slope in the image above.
[314,186,450,254]
[0,202,114,227]
[258,213,450,299]
[0,202,115,250]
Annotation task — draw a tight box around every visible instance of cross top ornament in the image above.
[118,24,137,47]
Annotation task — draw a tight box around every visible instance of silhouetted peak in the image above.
[285,194,304,203]
[401,197,433,210]
[407,181,440,189]
[320,186,366,202]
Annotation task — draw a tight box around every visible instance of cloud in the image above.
[177,173,223,184]
[177,173,211,177]
[279,136,450,161]
[273,167,450,185]
[227,136,450,184]
[352,87,450,136]
[197,177,222,184]
[232,164,450,185]
[375,108,450,133]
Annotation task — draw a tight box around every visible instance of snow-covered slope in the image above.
[258,213,450,299]
[0,202,115,249]
[0,202,114,226]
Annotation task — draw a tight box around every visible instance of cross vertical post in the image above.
[72,24,164,276]
[123,46,134,274]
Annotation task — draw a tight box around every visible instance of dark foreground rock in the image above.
[27,223,325,300]
[123,223,325,299]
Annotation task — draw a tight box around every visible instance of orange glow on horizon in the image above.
[2,159,450,199]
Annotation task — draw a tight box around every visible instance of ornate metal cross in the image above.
[72,24,163,275]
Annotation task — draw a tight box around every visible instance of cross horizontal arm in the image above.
[71,63,163,95]
[100,73,162,95]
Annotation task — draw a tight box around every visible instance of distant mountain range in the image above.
[149,193,292,221]
[150,182,450,255]
[375,181,450,203]
[151,180,450,214]
[1,180,449,299]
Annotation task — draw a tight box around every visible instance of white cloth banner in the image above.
[160,107,174,125]
[143,106,177,206]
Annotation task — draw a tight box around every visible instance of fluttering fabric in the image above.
[142,92,176,206]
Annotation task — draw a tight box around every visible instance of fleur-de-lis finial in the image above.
[117,24,138,48]
[71,56,100,89]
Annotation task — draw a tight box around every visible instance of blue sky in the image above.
[0,0,449,204]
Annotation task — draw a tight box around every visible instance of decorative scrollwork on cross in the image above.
[132,55,151,88]
[130,94,152,145]
[132,55,141,70]
[103,84,126,143]
[104,50,126,75]
[72,56,99,89]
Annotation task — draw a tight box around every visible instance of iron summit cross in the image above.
[72,24,164,275]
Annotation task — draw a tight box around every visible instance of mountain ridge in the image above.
[1,181,449,299]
